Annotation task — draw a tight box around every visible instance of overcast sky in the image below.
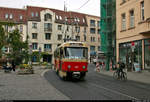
[0,0,100,17]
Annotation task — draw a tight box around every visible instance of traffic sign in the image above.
[131,41,135,46]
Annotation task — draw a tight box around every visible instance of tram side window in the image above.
[83,48,88,59]
[60,48,64,58]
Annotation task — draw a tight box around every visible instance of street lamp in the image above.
[39,47,41,65]
[29,44,32,65]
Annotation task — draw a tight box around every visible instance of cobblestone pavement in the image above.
[0,66,70,100]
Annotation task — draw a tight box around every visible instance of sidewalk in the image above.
[97,68,150,84]
[0,66,70,100]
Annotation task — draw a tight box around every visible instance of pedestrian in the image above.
[12,60,16,72]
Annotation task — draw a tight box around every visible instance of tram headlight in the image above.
[68,65,71,69]
[83,66,86,69]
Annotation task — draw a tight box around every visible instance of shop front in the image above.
[119,40,142,71]
[144,39,150,70]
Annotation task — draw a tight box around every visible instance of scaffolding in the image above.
[100,0,116,70]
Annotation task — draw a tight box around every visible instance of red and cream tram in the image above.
[54,41,88,80]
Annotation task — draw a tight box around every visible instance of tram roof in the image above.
[58,41,87,48]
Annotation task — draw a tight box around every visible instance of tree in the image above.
[0,24,6,57]
[8,29,29,65]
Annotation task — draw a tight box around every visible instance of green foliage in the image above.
[19,64,32,69]
[0,24,6,57]
[0,22,29,65]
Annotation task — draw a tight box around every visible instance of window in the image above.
[90,20,95,27]
[32,55,38,62]
[35,12,38,17]
[141,1,144,21]
[31,12,34,17]
[44,13,52,21]
[122,0,126,3]
[32,43,38,50]
[59,16,62,20]
[84,27,86,33]
[5,25,8,31]
[121,13,126,30]
[32,23,37,29]
[56,15,59,19]
[90,28,96,34]
[44,44,51,51]
[32,33,38,39]
[83,18,85,23]
[58,34,62,40]
[19,15,23,20]
[20,25,23,33]
[45,33,51,40]
[58,25,62,30]
[144,39,150,70]
[76,36,80,41]
[97,29,100,34]
[91,37,96,42]
[44,23,52,31]
[9,14,13,19]
[98,37,100,42]
[98,46,101,51]
[67,26,69,31]
[5,14,8,19]
[90,46,95,51]
[129,10,134,28]
[97,21,100,27]
[84,35,86,41]
[75,26,80,33]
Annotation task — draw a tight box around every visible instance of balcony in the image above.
[44,28,52,32]
[44,48,52,52]
[139,20,150,35]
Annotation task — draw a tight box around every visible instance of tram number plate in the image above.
[73,72,80,74]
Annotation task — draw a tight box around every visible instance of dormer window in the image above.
[59,16,62,20]
[5,14,8,19]
[44,13,52,21]
[19,15,23,20]
[83,18,85,23]
[9,14,13,19]
[77,18,80,22]
[56,15,59,19]
[35,12,38,17]
[31,12,34,17]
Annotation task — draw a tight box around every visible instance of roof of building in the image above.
[0,7,27,23]
[0,5,100,26]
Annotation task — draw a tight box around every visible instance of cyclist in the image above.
[116,61,125,79]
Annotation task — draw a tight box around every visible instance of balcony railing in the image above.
[44,28,52,32]
[44,48,52,52]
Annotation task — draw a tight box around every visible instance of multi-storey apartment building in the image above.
[0,6,100,64]
[116,0,150,71]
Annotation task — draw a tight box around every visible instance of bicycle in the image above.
[113,62,127,81]
[113,68,127,81]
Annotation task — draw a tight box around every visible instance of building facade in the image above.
[0,6,100,64]
[116,0,150,71]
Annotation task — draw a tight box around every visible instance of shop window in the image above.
[144,39,150,70]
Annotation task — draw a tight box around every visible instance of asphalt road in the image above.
[44,64,150,100]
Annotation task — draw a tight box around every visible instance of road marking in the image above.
[89,83,139,100]
[41,69,50,77]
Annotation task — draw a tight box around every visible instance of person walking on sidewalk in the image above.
[12,60,16,72]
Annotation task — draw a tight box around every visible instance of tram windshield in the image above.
[64,47,88,59]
